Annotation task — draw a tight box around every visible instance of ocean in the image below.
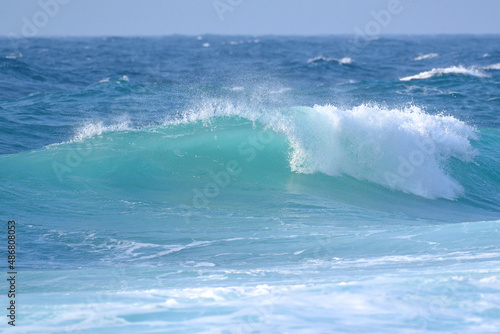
[1,35,500,333]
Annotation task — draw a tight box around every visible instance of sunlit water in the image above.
[1,35,500,333]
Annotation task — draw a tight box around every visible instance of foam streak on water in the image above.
[400,65,488,81]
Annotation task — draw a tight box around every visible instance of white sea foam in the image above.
[484,63,500,70]
[282,104,477,199]
[400,65,488,81]
[71,120,133,142]
[307,56,330,64]
[19,278,500,333]
[413,53,439,61]
[327,251,500,268]
[338,57,353,64]
[98,75,128,84]
[307,56,353,65]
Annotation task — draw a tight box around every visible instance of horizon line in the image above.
[3,32,500,39]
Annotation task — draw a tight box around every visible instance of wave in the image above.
[46,102,477,200]
[484,63,500,70]
[413,53,439,61]
[307,56,353,65]
[98,75,130,84]
[400,65,488,81]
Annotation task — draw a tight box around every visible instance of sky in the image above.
[1,0,500,37]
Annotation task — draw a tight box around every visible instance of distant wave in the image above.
[400,65,488,81]
[307,56,353,65]
[413,53,439,61]
[98,75,129,84]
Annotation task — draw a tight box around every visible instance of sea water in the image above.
[1,35,500,333]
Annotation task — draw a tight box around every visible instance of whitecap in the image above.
[308,56,353,65]
[413,53,439,61]
[307,55,333,64]
[484,63,500,70]
[400,65,488,81]
[338,57,353,64]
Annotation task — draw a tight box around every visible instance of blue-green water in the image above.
[1,35,500,333]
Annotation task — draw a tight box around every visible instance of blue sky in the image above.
[1,0,500,37]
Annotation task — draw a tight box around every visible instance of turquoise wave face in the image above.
[2,105,499,227]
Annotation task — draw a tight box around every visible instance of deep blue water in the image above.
[1,35,500,333]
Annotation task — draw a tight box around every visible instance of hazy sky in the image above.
[1,0,500,37]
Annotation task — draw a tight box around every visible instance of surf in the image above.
[1,102,481,202]
[400,65,494,81]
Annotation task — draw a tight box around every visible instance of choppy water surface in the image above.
[1,35,500,333]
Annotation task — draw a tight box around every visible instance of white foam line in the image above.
[400,65,488,81]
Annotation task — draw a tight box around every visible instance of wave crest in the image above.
[400,65,488,81]
[413,53,439,61]
[307,56,353,65]
[282,105,477,199]
[484,63,500,70]
[72,120,133,142]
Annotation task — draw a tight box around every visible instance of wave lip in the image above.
[71,120,133,142]
[284,104,477,200]
[400,65,488,81]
